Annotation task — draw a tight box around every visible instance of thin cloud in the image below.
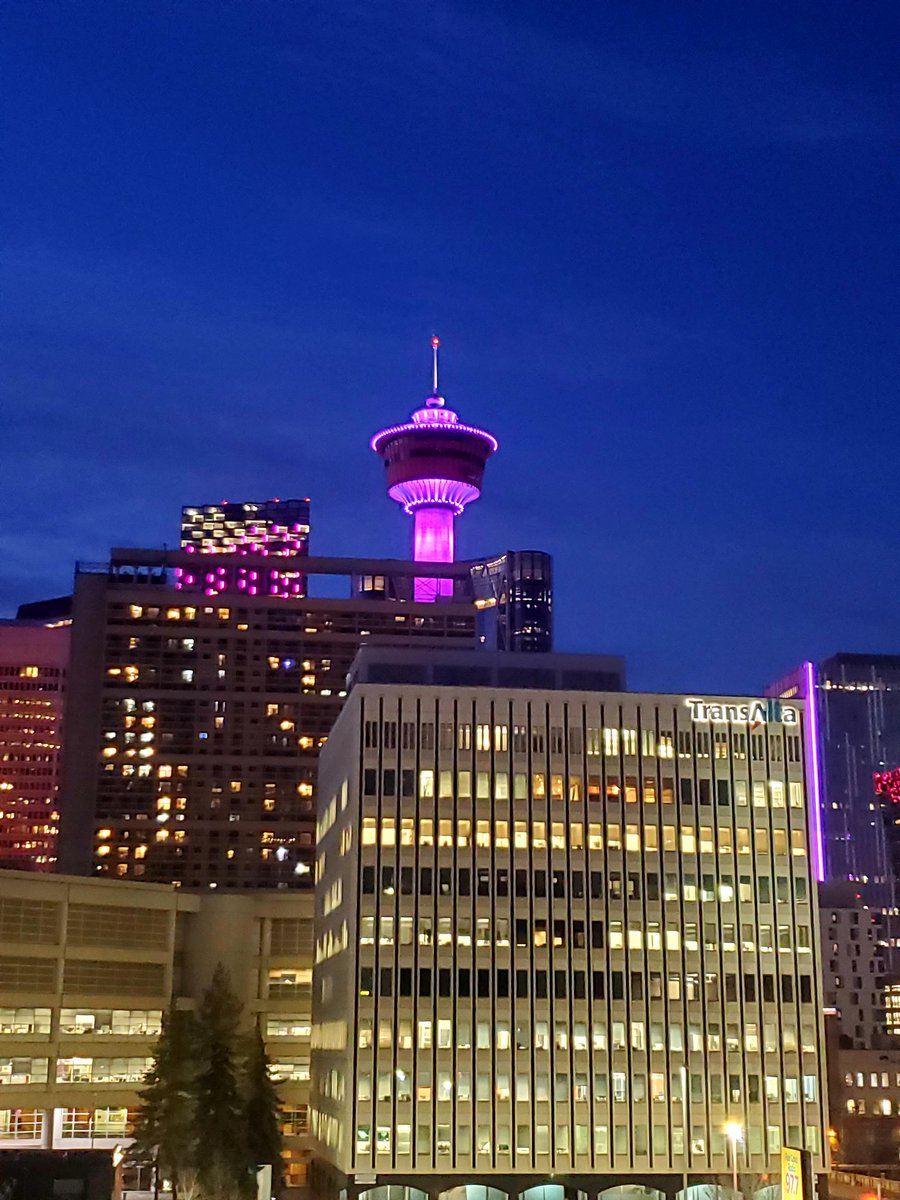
[267,0,892,148]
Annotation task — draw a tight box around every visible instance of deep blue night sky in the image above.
[3,1,899,693]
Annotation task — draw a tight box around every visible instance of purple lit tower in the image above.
[372,338,498,602]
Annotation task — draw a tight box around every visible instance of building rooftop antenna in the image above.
[431,335,440,399]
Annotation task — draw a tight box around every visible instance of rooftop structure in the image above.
[372,338,497,602]
[347,644,625,692]
[179,498,311,599]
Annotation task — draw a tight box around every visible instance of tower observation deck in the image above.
[371,338,498,602]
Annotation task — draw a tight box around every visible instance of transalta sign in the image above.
[685,697,800,728]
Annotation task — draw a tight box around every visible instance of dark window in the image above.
[590,871,603,899]
[630,972,643,1001]
[360,968,374,995]
[477,869,490,897]
[611,971,624,1000]
[458,868,470,896]
[744,974,757,1002]
[477,969,491,998]
[400,967,413,996]
[497,969,510,999]
[800,976,812,1004]
[535,871,547,898]
[497,870,509,897]
[698,778,712,805]
[401,769,415,797]
[516,920,528,947]
[516,969,529,997]
[439,868,452,895]
[591,922,604,949]
[763,974,775,1002]
[573,921,586,949]
[418,968,432,997]
[781,975,794,1003]
[572,871,584,899]
[680,778,693,805]
[379,968,392,997]
[381,867,394,894]
[515,869,528,898]
[574,971,587,999]
[420,868,432,896]
[759,877,771,903]
[400,867,413,895]
[554,971,567,999]
[363,769,377,796]
[535,971,548,999]
[439,968,452,998]
[592,971,605,999]
[459,969,471,997]
[552,871,565,898]
[383,769,396,796]
[725,975,737,1003]
[717,779,730,806]
[647,872,659,901]
[362,866,375,894]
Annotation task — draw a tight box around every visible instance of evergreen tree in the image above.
[193,964,254,1200]
[243,1022,284,1195]
[132,1006,197,1195]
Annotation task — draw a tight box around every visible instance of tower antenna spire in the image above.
[431,335,440,396]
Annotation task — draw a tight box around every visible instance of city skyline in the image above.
[4,2,899,695]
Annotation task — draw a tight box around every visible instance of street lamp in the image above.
[724,1121,743,1198]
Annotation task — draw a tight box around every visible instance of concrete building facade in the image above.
[0,871,314,1189]
[310,676,828,1198]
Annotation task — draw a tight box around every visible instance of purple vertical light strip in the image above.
[804,659,826,882]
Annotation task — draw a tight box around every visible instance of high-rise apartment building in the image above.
[819,883,887,1050]
[0,620,70,871]
[310,660,827,1197]
[56,551,480,889]
[179,498,311,599]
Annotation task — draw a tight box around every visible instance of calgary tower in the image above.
[372,338,498,602]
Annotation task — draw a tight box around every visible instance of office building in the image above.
[309,661,827,1197]
[768,654,900,905]
[372,338,498,602]
[0,620,70,871]
[179,498,311,599]
[0,870,314,1189]
[56,551,480,889]
[470,551,553,654]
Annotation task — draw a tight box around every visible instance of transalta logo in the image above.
[685,698,799,729]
